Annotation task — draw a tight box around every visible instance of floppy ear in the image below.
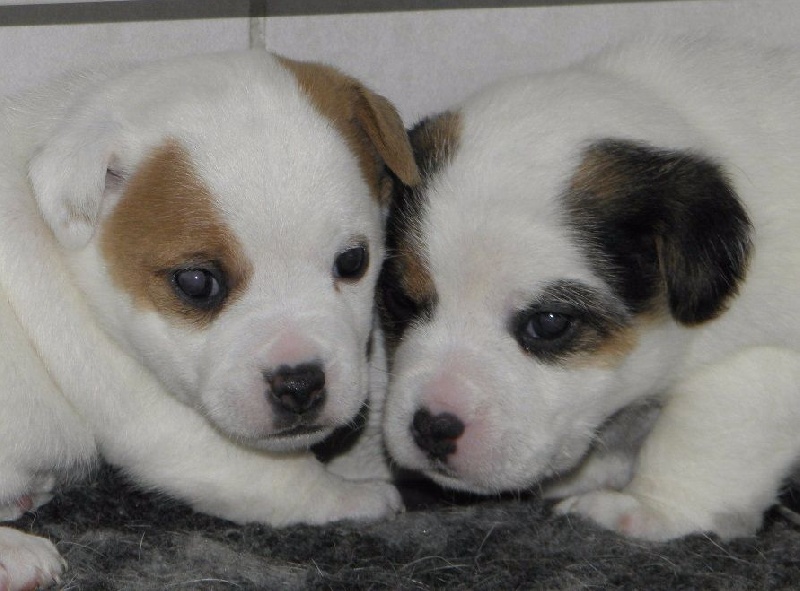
[277,56,420,203]
[350,85,421,189]
[28,107,122,250]
[567,139,753,325]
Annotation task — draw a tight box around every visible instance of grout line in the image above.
[248,0,267,49]
[249,14,267,49]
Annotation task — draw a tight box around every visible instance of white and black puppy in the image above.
[0,50,419,589]
[380,39,800,542]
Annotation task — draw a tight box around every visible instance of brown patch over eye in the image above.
[100,140,252,327]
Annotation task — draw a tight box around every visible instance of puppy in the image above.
[0,50,419,589]
[380,39,800,541]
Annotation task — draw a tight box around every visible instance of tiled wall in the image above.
[1,0,798,123]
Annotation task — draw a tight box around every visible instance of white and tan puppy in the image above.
[0,50,419,589]
[380,39,800,542]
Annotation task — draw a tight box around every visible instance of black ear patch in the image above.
[378,112,461,346]
[565,139,753,325]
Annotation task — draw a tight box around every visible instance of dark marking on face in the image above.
[100,140,253,328]
[565,139,752,325]
[378,111,462,346]
[509,280,634,365]
[311,400,370,463]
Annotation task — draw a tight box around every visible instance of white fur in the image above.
[383,39,800,541]
[0,50,402,586]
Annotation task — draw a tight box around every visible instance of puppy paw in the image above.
[322,479,404,524]
[325,449,391,482]
[542,452,635,500]
[555,490,697,541]
[0,527,65,591]
[0,475,56,521]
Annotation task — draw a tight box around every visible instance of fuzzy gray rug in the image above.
[12,464,800,590]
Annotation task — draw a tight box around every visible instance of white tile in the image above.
[260,0,800,123]
[0,18,250,96]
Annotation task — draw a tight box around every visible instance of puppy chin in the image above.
[205,410,337,452]
[253,426,337,452]
[388,417,593,494]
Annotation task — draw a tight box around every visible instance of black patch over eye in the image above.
[509,281,632,363]
[334,245,369,280]
[172,267,226,309]
[381,282,420,326]
[376,262,432,346]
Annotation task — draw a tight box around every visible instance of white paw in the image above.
[542,452,636,500]
[0,527,65,591]
[323,479,404,524]
[326,448,391,481]
[0,475,56,521]
[555,490,698,541]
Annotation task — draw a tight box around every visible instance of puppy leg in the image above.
[544,402,660,499]
[121,421,403,526]
[0,293,96,520]
[556,347,800,540]
[325,327,392,481]
[0,527,65,591]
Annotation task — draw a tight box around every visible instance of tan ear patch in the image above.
[278,56,420,203]
[100,140,252,328]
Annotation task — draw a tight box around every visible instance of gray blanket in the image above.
[13,465,800,590]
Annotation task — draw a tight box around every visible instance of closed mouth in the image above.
[271,424,326,438]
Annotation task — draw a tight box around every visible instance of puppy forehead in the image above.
[416,66,704,298]
[419,134,590,306]
[184,116,376,257]
[116,52,378,252]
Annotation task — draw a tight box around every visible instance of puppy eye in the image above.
[381,282,419,325]
[513,309,576,356]
[334,244,369,281]
[525,311,573,340]
[172,268,226,309]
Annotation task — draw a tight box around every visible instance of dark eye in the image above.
[172,268,226,309]
[525,311,573,340]
[334,245,369,280]
[381,282,419,325]
[513,309,575,356]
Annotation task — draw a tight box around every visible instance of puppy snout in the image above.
[411,408,465,462]
[265,363,326,415]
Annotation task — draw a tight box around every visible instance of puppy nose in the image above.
[411,408,465,462]
[266,363,326,415]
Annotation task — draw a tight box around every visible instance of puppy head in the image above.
[380,76,751,493]
[29,50,419,451]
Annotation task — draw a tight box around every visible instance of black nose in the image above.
[411,408,465,462]
[266,363,326,415]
